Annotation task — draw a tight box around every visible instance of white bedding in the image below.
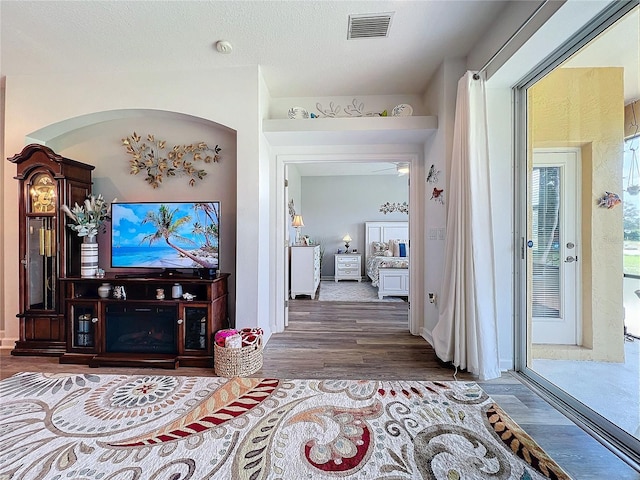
[366,255,409,287]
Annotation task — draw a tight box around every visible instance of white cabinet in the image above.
[334,253,362,282]
[290,245,320,299]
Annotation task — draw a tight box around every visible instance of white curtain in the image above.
[432,71,501,381]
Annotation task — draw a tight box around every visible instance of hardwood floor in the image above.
[262,300,461,380]
[1,299,638,478]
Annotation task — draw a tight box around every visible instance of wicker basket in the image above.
[214,337,263,377]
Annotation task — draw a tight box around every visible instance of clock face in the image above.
[30,173,56,213]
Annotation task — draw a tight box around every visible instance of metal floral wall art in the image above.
[122,132,222,188]
[344,99,366,116]
[288,199,296,220]
[380,202,409,214]
[314,98,389,118]
[315,102,341,118]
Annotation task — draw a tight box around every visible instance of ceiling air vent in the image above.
[348,12,394,39]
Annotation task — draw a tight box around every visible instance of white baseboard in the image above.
[421,327,434,347]
[0,335,17,349]
[420,327,514,373]
[500,357,514,372]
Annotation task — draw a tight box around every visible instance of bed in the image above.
[365,221,409,299]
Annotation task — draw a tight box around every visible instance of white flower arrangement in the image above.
[61,194,115,239]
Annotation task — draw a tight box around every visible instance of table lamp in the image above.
[343,234,352,252]
[292,215,304,245]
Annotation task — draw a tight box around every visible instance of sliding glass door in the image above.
[516,1,640,466]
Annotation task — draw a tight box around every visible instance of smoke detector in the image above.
[348,12,394,39]
[215,40,233,54]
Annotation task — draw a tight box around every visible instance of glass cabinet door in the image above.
[183,305,209,351]
[26,172,58,312]
[26,216,57,312]
[69,302,99,350]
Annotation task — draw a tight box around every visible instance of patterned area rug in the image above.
[318,280,405,302]
[0,373,572,479]
[0,373,569,480]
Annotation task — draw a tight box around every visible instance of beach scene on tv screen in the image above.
[112,202,219,269]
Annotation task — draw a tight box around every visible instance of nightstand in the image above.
[334,253,362,282]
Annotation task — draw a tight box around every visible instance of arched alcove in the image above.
[27,109,235,152]
[26,109,238,325]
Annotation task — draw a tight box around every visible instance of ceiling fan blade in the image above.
[372,166,396,173]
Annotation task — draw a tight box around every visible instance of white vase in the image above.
[97,283,111,298]
[172,283,183,299]
[81,236,98,278]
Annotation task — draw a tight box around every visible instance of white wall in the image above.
[2,67,266,344]
[57,114,238,323]
[483,86,516,371]
[300,174,409,277]
[421,58,466,345]
[259,69,274,340]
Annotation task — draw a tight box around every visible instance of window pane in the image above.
[532,166,561,318]
[624,135,640,276]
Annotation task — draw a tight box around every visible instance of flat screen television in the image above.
[111,202,219,274]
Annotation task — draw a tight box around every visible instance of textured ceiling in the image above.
[0,0,509,97]
[2,1,637,178]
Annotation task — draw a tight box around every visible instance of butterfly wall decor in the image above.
[426,164,440,184]
[431,187,444,204]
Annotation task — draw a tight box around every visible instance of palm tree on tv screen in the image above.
[141,204,217,268]
[192,202,219,250]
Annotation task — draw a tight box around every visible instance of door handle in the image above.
[565,255,578,263]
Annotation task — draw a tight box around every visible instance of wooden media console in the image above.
[59,274,229,368]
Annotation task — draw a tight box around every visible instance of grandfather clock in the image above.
[9,144,94,356]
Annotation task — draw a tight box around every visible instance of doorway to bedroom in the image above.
[284,159,414,333]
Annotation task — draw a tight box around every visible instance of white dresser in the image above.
[334,253,362,282]
[290,245,321,299]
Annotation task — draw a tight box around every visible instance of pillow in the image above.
[399,242,407,257]
[371,241,388,255]
[390,239,400,257]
